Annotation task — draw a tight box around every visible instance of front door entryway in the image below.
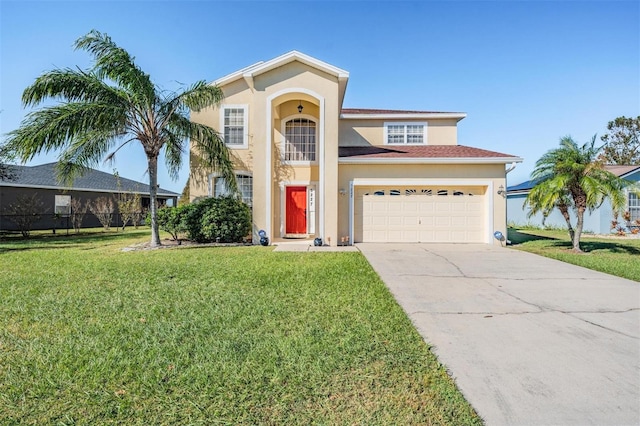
[286,186,307,235]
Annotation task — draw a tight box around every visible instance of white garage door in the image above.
[356,186,486,243]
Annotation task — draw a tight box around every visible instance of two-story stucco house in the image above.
[189,51,522,246]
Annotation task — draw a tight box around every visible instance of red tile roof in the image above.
[339,145,518,159]
[341,108,458,115]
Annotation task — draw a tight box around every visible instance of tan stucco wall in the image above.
[190,61,341,244]
[337,163,508,246]
[338,118,458,147]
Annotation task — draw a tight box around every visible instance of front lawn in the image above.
[508,227,640,281]
[0,231,481,424]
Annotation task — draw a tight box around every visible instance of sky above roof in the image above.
[1,1,638,193]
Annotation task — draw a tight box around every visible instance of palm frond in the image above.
[176,81,225,112]
[170,115,236,192]
[75,30,155,107]
[21,68,126,107]
[4,102,126,162]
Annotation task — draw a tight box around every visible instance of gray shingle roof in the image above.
[0,162,179,197]
[507,165,640,193]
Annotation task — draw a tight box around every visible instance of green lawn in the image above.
[508,227,640,281]
[0,230,481,425]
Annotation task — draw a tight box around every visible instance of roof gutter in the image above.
[339,156,524,165]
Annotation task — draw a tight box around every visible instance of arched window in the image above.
[284,118,316,162]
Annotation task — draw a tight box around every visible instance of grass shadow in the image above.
[507,228,559,245]
[577,240,640,255]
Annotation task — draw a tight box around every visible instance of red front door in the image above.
[286,186,307,234]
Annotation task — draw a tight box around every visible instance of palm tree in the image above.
[525,135,627,252]
[3,30,236,246]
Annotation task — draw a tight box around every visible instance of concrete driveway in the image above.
[357,243,640,426]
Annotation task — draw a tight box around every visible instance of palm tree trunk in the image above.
[147,155,161,247]
[573,208,585,252]
[558,204,575,244]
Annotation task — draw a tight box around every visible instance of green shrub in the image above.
[182,197,251,243]
[147,206,187,240]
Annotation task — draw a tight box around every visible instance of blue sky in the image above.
[1,0,638,193]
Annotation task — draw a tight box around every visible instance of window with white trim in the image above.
[284,118,317,162]
[384,122,427,145]
[221,105,248,148]
[212,173,253,207]
[629,193,640,221]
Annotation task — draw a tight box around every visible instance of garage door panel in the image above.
[358,185,486,243]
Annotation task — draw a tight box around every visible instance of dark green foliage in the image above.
[601,116,640,165]
[2,30,236,247]
[525,135,627,251]
[147,206,186,240]
[182,197,251,243]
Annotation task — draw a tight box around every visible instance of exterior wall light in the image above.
[298,101,303,113]
[497,184,506,197]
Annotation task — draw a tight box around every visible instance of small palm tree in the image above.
[3,30,236,246]
[525,135,627,252]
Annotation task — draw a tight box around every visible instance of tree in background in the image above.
[114,172,142,231]
[525,136,627,252]
[4,194,46,238]
[178,177,190,206]
[2,30,236,247]
[70,198,90,233]
[0,146,16,181]
[89,196,115,230]
[600,116,640,165]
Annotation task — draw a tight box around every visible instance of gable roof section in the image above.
[214,50,349,86]
[0,163,179,197]
[339,145,522,164]
[341,108,467,121]
[507,165,640,194]
[213,50,350,109]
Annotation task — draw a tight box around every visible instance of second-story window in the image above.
[384,122,427,145]
[284,118,317,162]
[221,105,248,148]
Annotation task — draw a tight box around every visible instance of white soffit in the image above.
[213,51,349,87]
[340,112,467,120]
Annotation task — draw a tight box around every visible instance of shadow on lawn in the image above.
[566,240,640,255]
[515,232,640,255]
[0,231,144,254]
[507,228,558,245]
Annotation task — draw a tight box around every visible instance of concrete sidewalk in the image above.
[357,243,640,426]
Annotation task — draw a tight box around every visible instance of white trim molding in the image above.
[384,121,427,145]
[280,113,319,166]
[341,112,467,121]
[215,51,349,87]
[266,88,326,241]
[339,156,524,165]
[349,178,496,244]
[220,104,249,149]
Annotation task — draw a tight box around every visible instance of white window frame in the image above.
[220,104,249,149]
[281,114,318,165]
[383,122,427,145]
[208,171,253,207]
[628,192,640,222]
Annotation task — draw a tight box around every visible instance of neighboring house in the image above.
[507,165,640,234]
[189,51,522,245]
[0,162,179,231]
